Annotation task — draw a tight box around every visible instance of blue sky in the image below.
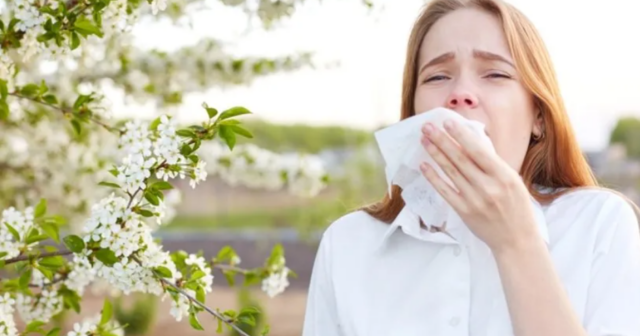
[120,0,640,151]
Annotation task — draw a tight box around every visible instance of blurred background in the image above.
[4,0,640,335]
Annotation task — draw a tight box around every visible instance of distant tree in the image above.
[610,116,640,158]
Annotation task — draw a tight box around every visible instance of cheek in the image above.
[483,89,535,170]
[414,86,448,114]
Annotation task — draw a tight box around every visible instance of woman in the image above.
[302,0,640,335]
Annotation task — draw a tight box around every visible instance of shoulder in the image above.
[321,210,390,245]
[549,187,637,219]
[314,210,393,263]
[548,187,639,249]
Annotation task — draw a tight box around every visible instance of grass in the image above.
[161,198,359,232]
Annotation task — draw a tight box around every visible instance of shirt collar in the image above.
[376,199,550,251]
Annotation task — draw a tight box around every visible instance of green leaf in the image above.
[63,235,85,253]
[40,223,60,243]
[189,312,204,331]
[71,119,82,136]
[206,108,217,119]
[243,271,261,287]
[238,315,256,327]
[176,129,195,137]
[179,143,193,157]
[94,249,118,266]
[0,251,7,259]
[218,106,251,120]
[195,285,205,303]
[229,125,253,138]
[20,268,32,289]
[26,320,46,333]
[0,79,8,99]
[98,181,120,189]
[216,318,223,333]
[46,327,61,336]
[100,298,113,325]
[20,84,40,97]
[223,270,235,287]
[149,117,161,131]
[39,255,64,269]
[73,94,91,109]
[60,288,81,313]
[5,223,20,241]
[144,191,159,206]
[71,31,80,50]
[73,18,103,37]
[215,246,236,262]
[108,168,119,177]
[171,250,188,271]
[136,209,154,217]
[35,198,47,218]
[261,324,270,336]
[26,232,48,245]
[35,265,54,281]
[150,181,173,190]
[190,270,205,282]
[45,215,67,226]
[153,266,172,278]
[188,154,199,164]
[0,100,8,121]
[42,94,58,104]
[219,125,236,150]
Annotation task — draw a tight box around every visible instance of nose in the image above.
[445,90,479,109]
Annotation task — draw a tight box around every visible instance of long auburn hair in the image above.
[361,0,629,224]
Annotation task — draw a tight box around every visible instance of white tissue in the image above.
[374,107,495,230]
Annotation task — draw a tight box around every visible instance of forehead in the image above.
[419,8,513,62]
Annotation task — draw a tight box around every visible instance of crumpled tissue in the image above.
[374,107,495,232]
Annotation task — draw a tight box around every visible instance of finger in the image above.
[419,162,466,211]
[422,122,487,192]
[420,134,476,200]
[441,119,503,175]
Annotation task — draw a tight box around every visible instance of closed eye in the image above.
[485,73,511,79]
[423,75,450,83]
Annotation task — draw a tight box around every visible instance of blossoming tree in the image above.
[0,0,374,334]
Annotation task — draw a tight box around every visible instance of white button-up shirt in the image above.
[302,189,640,336]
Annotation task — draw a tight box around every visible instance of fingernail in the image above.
[421,135,431,146]
[420,162,430,172]
[423,123,435,135]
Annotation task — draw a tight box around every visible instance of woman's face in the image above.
[414,8,541,173]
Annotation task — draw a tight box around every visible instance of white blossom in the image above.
[16,290,63,324]
[67,321,97,336]
[169,290,191,322]
[0,293,18,336]
[0,206,35,259]
[261,255,290,298]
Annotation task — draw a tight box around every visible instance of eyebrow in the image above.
[418,49,515,75]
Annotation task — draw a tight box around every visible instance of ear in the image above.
[531,106,544,138]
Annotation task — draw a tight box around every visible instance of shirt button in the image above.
[453,246,462,256]
[449,317,460,327]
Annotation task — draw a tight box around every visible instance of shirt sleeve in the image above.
[584,196,640,336]
[302,230,343,336]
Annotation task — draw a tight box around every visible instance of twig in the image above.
[4,250,73,265]
[130,256,250,336]
[158,277,250,336]
[212,263,249,274]
[28,275,67,288]
[8,92,120,134]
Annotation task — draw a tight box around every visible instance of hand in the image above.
[419,119,540,253]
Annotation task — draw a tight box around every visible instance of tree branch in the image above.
[212,263,248,274]
[8,92,120,134]
[4,249,74,265]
